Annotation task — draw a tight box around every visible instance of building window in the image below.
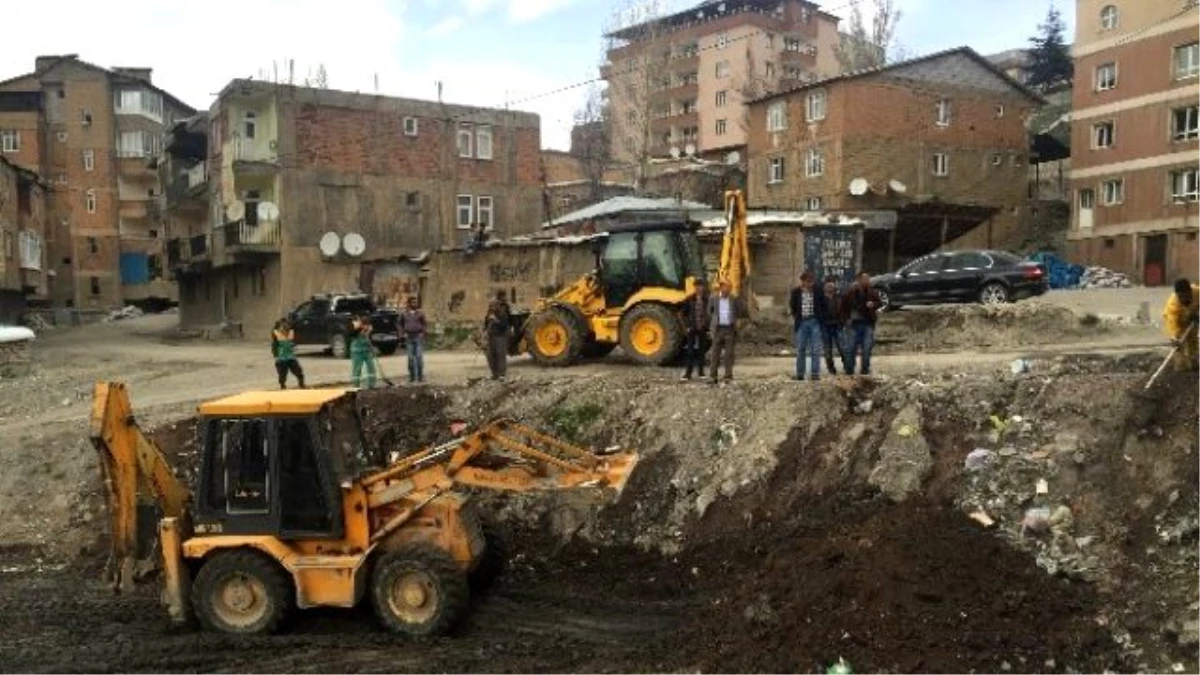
[931,152,949,177]
[0,130,19,153]
[90,277,100,296]
[1095,62,1118,91]
[1175,42,1199,79]
[765,62,775,79]
[477,196,493,230]
[118,130,160,158]
[87,236,98,253]
[1173,105,1199,140]
[805,147,824,177]
[995,104,1005,118]
[1101,179,1124,205]
[805,197,822,211]
[1079,188,1095,209]
[716,90,728,107]
[935,98,952,126]
[1103,238,1115,249]
[716,33,729,49]
[715,119,728,135]
[1170,168,1199,202]
[767,101,786,131]
[768,157,785,184]
[1099,4,1118,29]
[456,194,473,228]
[113,89,163,121]
[85,189,97,213]
[991,153,1004,166]
[83,149,95,171]
[475,124,493,160]
[403,116,419,136]
[784,37,803,52]
[715,60,730,78]
[806,89,826,121]
[457,123,473,157]
[405,191,421,208]
[243,111,256,140]
[1092,121,1115,148]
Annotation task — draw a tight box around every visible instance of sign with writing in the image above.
[803,227,859,289]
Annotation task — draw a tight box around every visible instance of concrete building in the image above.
[0,55,194,309]
[602,0,842,166]
[0,156,48,321]
[168,79,543,334]
[1067,0,1199,285]
[744,47,1043,269]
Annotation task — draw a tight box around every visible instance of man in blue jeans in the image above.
[839,271,882,376]
[400,296,427,383]
[788,271,829,381]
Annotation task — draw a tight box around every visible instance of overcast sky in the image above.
[1,0,1072,150]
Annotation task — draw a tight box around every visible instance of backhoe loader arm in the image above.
[90,381,190,592]
[718,189,752,299]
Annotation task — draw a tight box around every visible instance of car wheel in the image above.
[377,344,398,356]
[979,283,1010,306]
[877,288,894,312]
[330,333,348,359]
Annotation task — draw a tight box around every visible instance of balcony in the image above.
[119,198,163,224]
[221,220,281,259]
[167,162,209,206]
[233,138,278,173]
[167,234,212,278]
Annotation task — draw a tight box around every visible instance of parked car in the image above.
[870,250,1048,310]
[286,293,402,357]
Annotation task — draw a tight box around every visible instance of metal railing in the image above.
[222,220,281,248]
[189,234,208,257]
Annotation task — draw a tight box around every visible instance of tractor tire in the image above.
[191,550,292,635]
[330,333,349,359]
[371,545,469,637]
[580,341,617,359]
[525,308,584,367]
[619,303,684,366]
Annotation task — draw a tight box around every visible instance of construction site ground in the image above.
[0,289,1196,673]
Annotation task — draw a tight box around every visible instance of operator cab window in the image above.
[640,231,685,289]
[207,419,270,514]
[278,418,335,535]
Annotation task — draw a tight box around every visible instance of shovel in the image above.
[371,348,397,388]
[1141,321,1195,394]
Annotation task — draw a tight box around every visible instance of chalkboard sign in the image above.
[803,227,860,289]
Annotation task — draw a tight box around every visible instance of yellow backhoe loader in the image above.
[91,382,637,636]
[522,189,751,367]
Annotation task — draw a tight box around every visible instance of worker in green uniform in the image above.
[349,314,377,389]
[271,318,305,389]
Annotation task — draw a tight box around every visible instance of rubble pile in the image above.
[103,305,144,322]
[1080,265,1133,289]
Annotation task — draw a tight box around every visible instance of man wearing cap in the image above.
[681,278,711,380]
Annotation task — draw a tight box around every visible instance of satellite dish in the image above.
[257,201,280,221]
[225,201,245,220]
[889,180,908,194]
[684,143,696,157]
[318,232,341,257]
[726,150,741,165]
[669,146,681,159]
[849,178,869,196]
[342,232,366,257]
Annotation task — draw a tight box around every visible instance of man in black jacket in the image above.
[840,271,882,376]
[789,271,829,380]
[681,278,710,380]
[484,290,511,380]
[821,276,847,375]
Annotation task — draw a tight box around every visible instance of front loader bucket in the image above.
[596,451,639,497]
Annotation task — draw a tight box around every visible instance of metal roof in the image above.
[199,388,351,416]
[543,196,712,228]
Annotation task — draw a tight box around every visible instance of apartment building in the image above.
[0,55,194,309]
[0,156,48,321]
[602,0,841,165]
[166,79,543,333]
[1068,0,1199,285]
[745,48,1042,269]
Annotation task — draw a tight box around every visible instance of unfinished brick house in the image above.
[167,79,543,333]
[0,55,194,310]
[745,47,1043,272]
[0,156,48,321]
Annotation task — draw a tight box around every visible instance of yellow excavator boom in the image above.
[718,189,752,298]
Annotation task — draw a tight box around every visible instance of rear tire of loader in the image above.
[371,545,468,637]
[526,308,584,367]
[619,303,683,366]
[192,550,291,635]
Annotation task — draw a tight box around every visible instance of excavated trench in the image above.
[0,354,1195,673]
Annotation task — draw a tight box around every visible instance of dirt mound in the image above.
[874,301,1126,353]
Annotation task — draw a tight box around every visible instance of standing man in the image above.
[1163,278,1199,371]
[840,271,882,376]
[707,278,745,384]
[789,271,828,381]
[400,296,428,383]
[349,314,377,389]
[271,318,305,390]
[681,278,711,380]
[821,276,848,376]
[484,290,511,381]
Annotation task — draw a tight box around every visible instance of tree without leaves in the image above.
[570,84,613,204]
[836,0,902,71]
[1026,7,1073,91]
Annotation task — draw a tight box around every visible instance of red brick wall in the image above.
[1073,28,1197,117]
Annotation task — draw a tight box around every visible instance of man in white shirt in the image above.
[706,278,745,384]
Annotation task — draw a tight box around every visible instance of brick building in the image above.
[745,47,1043,269]
[603,0,842,169]
[1067,0,1199,285]
[167,79,543,334]
[0,156,48,321]
[0,55,194,309]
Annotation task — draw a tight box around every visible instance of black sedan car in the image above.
[870,250,1048,310]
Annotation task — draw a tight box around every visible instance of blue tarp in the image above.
[119,252,150,285]
[1027,251,1084,290]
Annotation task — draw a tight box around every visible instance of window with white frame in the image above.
[784,37,803,52]
[85,189,97,213]
[1100,4,1119,29]
[243,111,256,140]
[456,195,473,228]
[806,89,826,121]
[475,125,494,160]
[1171,168,1199,202]
[991,153,1004,166]
[1095,62,1118,90]
[767,101,786,131]
[1175,42,1199,79]
[113,89,163,121]
[716,90,728,107]
[1101,178,1123,205]
[1079,188,1095,209]
[805,196,822,211]
[456,123,473,157]
[118,130,160,158]
[716,33,729,49]
[477,196,494,229]
[805,147,824,177]
[935,98,952,126]
[768,157,785,184]
[403,116,418,136]
[931,152,949,176]
[1092,121,1115,148]
[1173,105,1199,140]
[716,60,730,78]
[0,130,18,152]
[83,149,94,171]
[716,119,728,135]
